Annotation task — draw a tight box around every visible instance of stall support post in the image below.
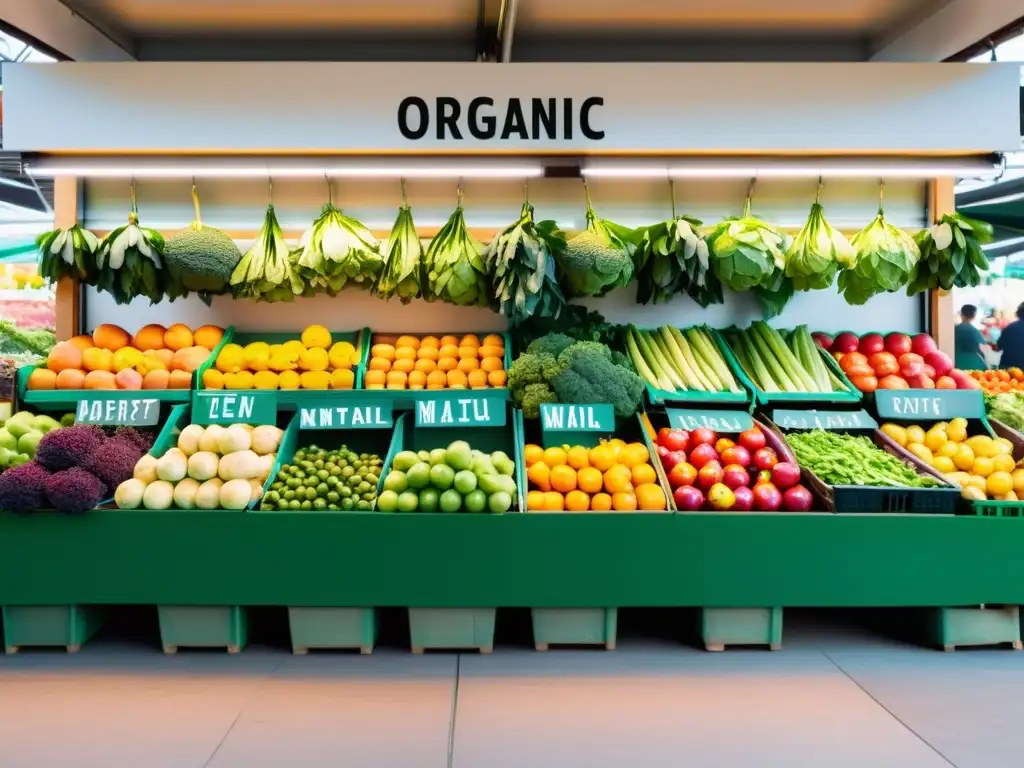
[53,177,82,341]
[928,177,955,358]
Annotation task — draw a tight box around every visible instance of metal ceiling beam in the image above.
[870,2,1024,61]
[0,0,134,61]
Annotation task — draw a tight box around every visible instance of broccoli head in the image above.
[164,225,242,293]
[518,382,557,419]
[526,333,576,358]
[551,349,644,417]
[508,351,557,392]
[557,341,611,368]
[610,349,634,372]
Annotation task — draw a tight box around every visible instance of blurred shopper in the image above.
[997,303,1024,370]
[955,304,988,370]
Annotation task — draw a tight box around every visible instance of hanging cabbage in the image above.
[96,205,167,305]
[839,199,920,305]
[556,183,635,298]
[294,202,382,295]
[375,187,423,304]
[36,224,99,285]
[707,193,788,293]
[784,190,856,291]
[907,213,993,294]
[423,195,491,307]
[230,205,304,302]
[752,266,795,320]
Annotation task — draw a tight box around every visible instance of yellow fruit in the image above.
[905,425,926,445]
[112,346,143,372]
[987,471,1013,497]
[278,370,301,389]
[216,343,245,373]
[524,444,543,467]
[301,324,332,349]
[328,342,355,370]
[937,441,959,459]
[527,462,551,492]
[589,445,616,472]
[396,335,420,350]
[224,370,254,390]
[371,343,396,361]
[962,485,987,502]
[299,347,329,372]
[408,371,427,390]
[992,454,1016,474]
[252,371,279,390]
[1004,490,1019,502]
[526,490,545,511]
[330,369,355,389]
[971,456,994,478]
[566,446,590,470]
[907,443,933,464]
[542,446,567,468]
[944,472,967,488]
[243,341,271,372]
[946,417,968,443]
[202,369,224,390]
[966,474,987,493]
[619,442,650,468]
[880,424,908,446]
[965,435,997,459]
[952,444,976,471]
[282,340,306,357]
[931,456,956,474]
[364,370,386,389]
[994,438,1014,456]
[1012,468,1024,496]
[923,427,947,453]
[268,348,299,372]
[299,371,330,390]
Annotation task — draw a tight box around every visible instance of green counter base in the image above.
[700,607,783,651]
[287,607,377,655]
[408,608,495,654]
[931,606,1022,651]
[157,606,247,654]
[531,608,617,650]
[1,605,105,653]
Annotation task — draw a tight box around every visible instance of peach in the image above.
[168,370,192,389]
[171,345,212,373]
[92,323,131,352]
[55,369,87,389]
[83,370,117,390]
[66,335,95,351]
[82,347,114,373]
[132,324,167,351]
[144,348,174,368]
[115,368,143,390]
[193,325,224,350]
[27,368,57,390]
[142,369,170,389]
[163,323,194,351]
[46,342,83,373]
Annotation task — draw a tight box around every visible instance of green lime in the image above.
[418,487,440,513]
[487,491,513,513]
[406,462,432,489]
[463,489,487,513]
[417,450,431,462]
[429,448,448,465]
[439,488,463,513]
[313,498,328,511]
[445,440,473,471]
[429,463,455,490]
[397,491,420,513]
[383,471,408,493]
[453,469,478,495]
[376,490,398,512]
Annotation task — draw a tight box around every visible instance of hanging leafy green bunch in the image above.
[96,197,167,305]
[784,186,856,291]
[423,192,491,307]
[375,184,423,304]
[556,182,635,298]
[839,191,920,305]
[707,191,788,293]
[907,212,993,294]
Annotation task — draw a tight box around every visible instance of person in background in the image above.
[955,304,988,371]
[997,303,1024,370]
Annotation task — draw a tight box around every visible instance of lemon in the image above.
[961,485,987,502]
[952,443,975,471]
[299,371,330,390]
[243,341,271,372]
[252,371,279,390]
[971,456,994,478]
[278,370,301,389]
[994,438,1014,456]
[298,347,329,372]
[202,369,224,390]
[328,342,355,370]
[905,425,926,445]
[924,427,948,453]
[987,471,1014,497]
[224,370,254,390]
[965,435,997,459]
[881,424,908,446]
[216,343,245,374]
[966,474,987,492]
[992,453,1016,474]
[1012,468,1024,496]
[937,441,959,459]
[908,443,933,464]
[944,471,968,488]
[283,340,306,357]
[946,417,968,443]
[932,456,956,474]
[301,324,333,350]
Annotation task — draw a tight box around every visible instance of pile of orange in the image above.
[365,333,507,391]
[968,368,1024,394]
[29,323,223,391]
[524,439,667,512]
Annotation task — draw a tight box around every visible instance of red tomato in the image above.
[840,352,868,374]
[897,352,924,370]
[844,363,875,379]
[850,374,878,393]
[868,352,899,377]
[877,375,909,390]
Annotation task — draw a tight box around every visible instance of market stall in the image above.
[0,61,1021,654]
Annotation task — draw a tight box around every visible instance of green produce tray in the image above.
[408,607,495,653]
[255,409,402,512]
[381,407,524,513]
[531,608,617,650]
[930,606,1021,651]
[638,327,752,407]
[967,419,1024,518]
[157,605,247,653]
[1,605,106,653]
[18,326,235,411]
[699,607,782,651]
[287,607,377,654]
[719,328,862,407]
[193,328,368,408]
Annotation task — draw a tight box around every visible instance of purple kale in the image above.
[111,426,155,453]
[44,467,105,515]
[82,438,143,491]
[0,461,51,515]
[34,424,105,471]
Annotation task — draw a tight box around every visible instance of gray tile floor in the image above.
[1,617,1022,768]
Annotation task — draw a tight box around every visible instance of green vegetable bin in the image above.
[635,326,752,408]
[157,606,247,654]
[287,608,377,655]
[193,327,368,409]
[531,608,617,650]
[699,607,783,651]
[18,326,235,411]
[407,608,496,654]
[964,419,1024,518]
[2,605,106,653]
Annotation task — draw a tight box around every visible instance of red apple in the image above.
[858,333,884,355]
[697,461,724,490]
[832,331,859,354]
[661,450,687,472]
[949,369,978,390]
[906,373,935,389]
[657,427,673,445]
[707,483,736,511]
[783,485,813,512]
[691,427,717,447]
[884,332,912,357]
[732,485,755,511]
[722,464,751,490]
[911,333,938,358]
[812,332,833,351]
[770,462,801,489]
[715,437,736,455]
[688,443,719,470]
[898,352,924,370]
[752,447,779,471]
[659,428,689,453]
[720,445,752,468]
[923,364,936,379]
[673,485,704,511]
[924,351,953,377]
[667,462,698,489]
[738,428,766,453]
[901,361,924,379]
[752,482,783,511]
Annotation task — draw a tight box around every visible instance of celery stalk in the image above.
[670,327,718,390]
[658,326,707,390]
[663,327,713,390]
[754,323,816,392]
[800,327,830,391]
[642,330,687,391]
[654,326,696,386]
[736,332,779,392]
[748,325,800,392]
[632,327,677,391]
[728,333,760,387]
[626,329,661,388]
[687,327,739,392]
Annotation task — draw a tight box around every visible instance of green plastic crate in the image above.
[407,608,496,653]
[699,607,783,651]
[531,608,617,650]
[157,605,247,653]
[18,326,235,411]
[287,607,377,654]
[2,605,106,653]
[930,606,1021,651]
[965,419,1024,517]
[193,328,368,409]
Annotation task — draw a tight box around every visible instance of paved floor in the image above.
[1,613,1022,767]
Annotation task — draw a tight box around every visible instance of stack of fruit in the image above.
[365,333,506,391]
[377,441,516,513]
[655,425,812,511]
[880,419,1022,502]
[0,410,69,469]
[29,323,222,391]
[523,439,667,512]
[203,324,358,391]
[967,368,1024,394]
[260,445,383,511]
[815,331,976,392]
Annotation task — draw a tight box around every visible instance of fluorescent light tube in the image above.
[582,157,1002,180]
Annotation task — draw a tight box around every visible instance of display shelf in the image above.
[287,607,377,654]
[699,607,782,651]
[157,605,247,654]
[929,606,1021,651]
[531,608,617,650]
[408,608,496,654]
[637,327,751,408]
[1,605,106,654]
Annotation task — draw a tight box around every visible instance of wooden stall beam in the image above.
[928,177,955,357]
[53,177,81,341]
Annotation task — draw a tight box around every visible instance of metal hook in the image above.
[815,175,823,204]
[456,178,464,206]
[325,172,332,206]
[268,176,273,205]
[400,177,408,207]
[668,176,677,219]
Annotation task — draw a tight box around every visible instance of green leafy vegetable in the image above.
[839,196,919,305]
[985,393,1024,432]
[707,191,789,293]
[786,430,939,488]
[0,320,55,357]
[511,306,621,351]
[556,182,635,298]
[375,187,423,303]
[423,195,491,307]
[230,204,304,302]
[36,224,99,285]
[294,198,382,295]
[784,188,856,291]
[96,199,166,305]
[907,212,993,294]
[752,265,794,320]
[163,186,242,301]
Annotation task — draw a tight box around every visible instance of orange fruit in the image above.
[420,336,440,348]
[468,370,489,389]
[371,344,396,361]
[605,438,626,461]
[386,371,408,389]
[524,444,544,467]
[369,357,392,372]
[446,370,468,389]
[27,368,57,390]
[437,357,458,372]
[577,466,604,494]
[565,490,590,511]
[612,491,638,511]
[395,346,417,361]
[487,370,507,387]
[589,445,616,472]
[132,324,167,351]
[526,490,545,511]
[631,463,657,486]
[439,344,460,359]
[66,334,95,351]
[542,491,564,511]
[82,347,114,372]
[483,334,503,347]
[83,370,116,390]
[392,358,415,373]
[479,345,503,359]
[549,465,577,493]
[603,464,633,494]
[192,325,224,350]
[364,369,386,388]
[46,342,83,373]
[417,346,439,362]
[426,370,448,389]
[408,370,427,390]
[440,335,459,348]
[566,446,590,470]
[542,446,567,467]
[527,462,551,492]
[142,369,170,389]
[619,443,650,468]
[636,483,667,511]
[92,323,130,351]
[146,348,174,368]
[480,356,503,373]
[458,346,479,360]
[162,323,194,351]
[168,370,192,389]
[55,368,86,389]
[396,335,420,350]
[458,357,479,373]
[203,369,224,389]
[461,334,481,347]
[591,492,613,511]
[414,358,437,373]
